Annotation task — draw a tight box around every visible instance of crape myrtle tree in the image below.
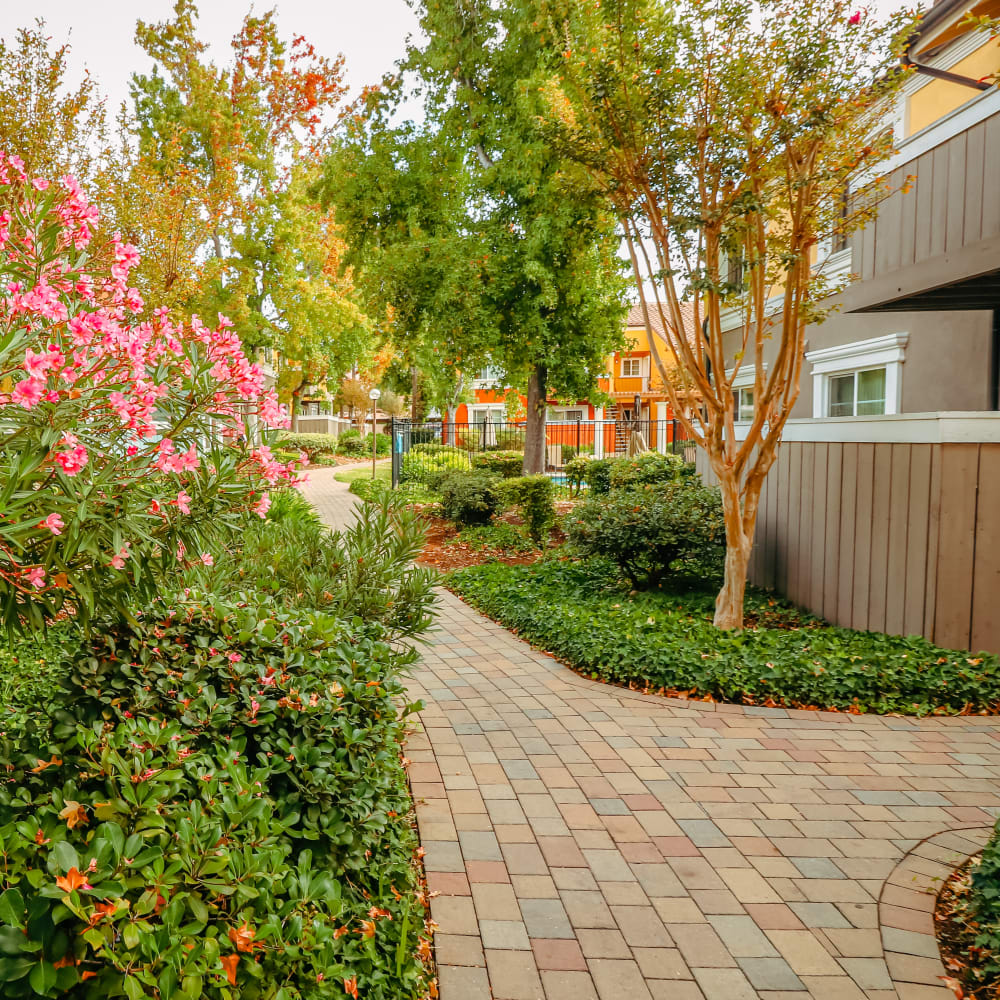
[322,3,628,473]
[534,0,914,627]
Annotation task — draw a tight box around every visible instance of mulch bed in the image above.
[414,509,567,572]
[935,852,999,999]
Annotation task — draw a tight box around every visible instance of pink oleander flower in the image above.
[31,178,49,191]
[54,445,89,476]
[848,11,861,23]
[200,552,214,566]
[110,544,131,570]
[25,566,45,590]
[40,513,64,535]
[175,491,191,515]
[253,493,271,519]
[12,378,43,409]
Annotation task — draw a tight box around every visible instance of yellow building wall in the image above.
[907,38,1000,136]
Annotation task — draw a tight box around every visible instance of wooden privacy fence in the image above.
[696,416,1000,654]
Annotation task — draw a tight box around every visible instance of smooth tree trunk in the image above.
[712,467,764,629]
[410,367,420,421]
[522,363,548,475]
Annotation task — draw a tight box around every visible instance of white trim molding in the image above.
[806,333,908,419]
[727,412,1000,445]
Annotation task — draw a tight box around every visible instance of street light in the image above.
[369,388,382,479]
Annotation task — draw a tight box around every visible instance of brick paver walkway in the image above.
[301,469,1000,1000]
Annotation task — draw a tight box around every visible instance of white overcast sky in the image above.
[0,1,422,114]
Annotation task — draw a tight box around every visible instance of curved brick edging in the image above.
[878,825,993,998]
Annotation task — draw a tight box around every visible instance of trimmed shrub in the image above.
[563,455,591,496]
[401,446,471,485]
[336,427,364,455]
[566,480,726,588]
[608,452,694,489]
[438,471,503,527]
[582,457,615,495]
[472,451,524,478]
[276,432,340,460]
[502,475,557,545]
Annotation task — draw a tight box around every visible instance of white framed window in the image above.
[621,357,643,377]
[470,405,504,425]
[549,407,585,422]
[734,387,755,423]
[805,333,908,419]
[725,364,766,424]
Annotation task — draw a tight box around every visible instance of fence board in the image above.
[934,443,979,650]
[984,113,1000,239]
[774,445,792,598]
[971,444,1000,654]
[884,444,910,636]
[868,442,893,632]
[837,444,859,629]
[925,444,942,643]
[786,444,803,606]
[903,444,932,637]
[809,442,828,614]
[797,444,815,608]
[822,443,843,623]
[852,444,875,630]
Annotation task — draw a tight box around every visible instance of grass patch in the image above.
[334,461,392,486]
[446,557,1000,715]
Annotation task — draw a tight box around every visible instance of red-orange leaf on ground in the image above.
[31,756,62,773]
[940,976,965,998]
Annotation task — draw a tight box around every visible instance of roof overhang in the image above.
[839,233,1000,313]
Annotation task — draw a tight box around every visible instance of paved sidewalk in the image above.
[300,469,1000,1000]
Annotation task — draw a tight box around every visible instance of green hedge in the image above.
[608,451,693,489]
[471,451,523,478]
[447,558,1000,715]
[501,475,557,545]
[970,823,1000,984]
[438,471,503,527]
[565,480,726,587]
[276,431,339,459]
[400,446,471,485]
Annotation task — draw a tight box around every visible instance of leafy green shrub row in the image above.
[471,451,523,478]
[338,430,391,458]
[0,598,430,1000]
[502,476,557,545]
[970,822,1000,984]
[447,558,1000,715]
[276,432,340,459]
[566,480,726,587]
[450,523,535,554]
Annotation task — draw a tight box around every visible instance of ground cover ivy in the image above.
[447,558,1000,715]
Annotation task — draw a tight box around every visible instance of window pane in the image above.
[829,374,855,417]
[856,367,886,415]
[738,389,754,422]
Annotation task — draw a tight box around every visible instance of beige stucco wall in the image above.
[721,308,994,418]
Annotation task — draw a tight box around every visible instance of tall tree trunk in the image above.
[289,380,304,433]
[411,366,419,421]
[523,363,548,475]
[713,469,762,629]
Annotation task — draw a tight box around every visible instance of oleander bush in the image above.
[471,451,523,478]
[437,471,503,527]
[501,476,557,545]
[566,480,726,587]
[447,557,1000,715]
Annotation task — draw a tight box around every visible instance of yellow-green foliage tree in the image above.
[536,0,915,628]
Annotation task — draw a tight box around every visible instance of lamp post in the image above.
[368,388,382,479]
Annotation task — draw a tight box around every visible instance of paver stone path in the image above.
[301,468,1000,1000]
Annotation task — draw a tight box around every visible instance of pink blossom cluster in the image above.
[0,153,301,598]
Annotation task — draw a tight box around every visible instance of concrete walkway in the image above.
[300,468,1000,1000]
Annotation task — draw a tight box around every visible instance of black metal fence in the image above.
[389,417,690,488]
